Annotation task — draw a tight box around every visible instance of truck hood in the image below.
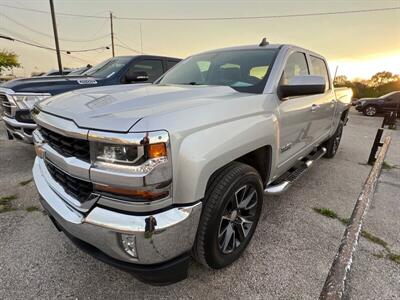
[38,84,242,132]
[1,75,104,95]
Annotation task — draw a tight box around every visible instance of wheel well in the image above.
[341,109,349,121]
[205,146,272,192]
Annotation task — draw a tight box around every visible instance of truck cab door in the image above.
[308,55,335,143]
[276,51,318,172]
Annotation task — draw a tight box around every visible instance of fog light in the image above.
[121,234,137,258]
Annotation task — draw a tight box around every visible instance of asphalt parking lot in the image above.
[0,109,399,299]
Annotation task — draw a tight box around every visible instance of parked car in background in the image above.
[31,41,352,284]
[355,91,400,116]
[1,55,181,143]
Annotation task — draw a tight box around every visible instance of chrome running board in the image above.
[264,147,327,195]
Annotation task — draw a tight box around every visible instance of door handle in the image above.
[310,104,320,112]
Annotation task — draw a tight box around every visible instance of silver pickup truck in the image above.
[31,41,352,285]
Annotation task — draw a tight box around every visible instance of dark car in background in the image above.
[1,55,181,143]
[355,91,400,116]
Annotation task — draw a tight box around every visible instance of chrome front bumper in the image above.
[3,116,36,143]
[33,157,202,265]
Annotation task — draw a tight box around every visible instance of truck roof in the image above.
[198,43,326,60]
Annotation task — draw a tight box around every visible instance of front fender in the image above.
[172,113,278,204]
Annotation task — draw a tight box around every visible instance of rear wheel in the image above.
[363,105,377,116]
[193,162,263,269]
[323,120,344,159]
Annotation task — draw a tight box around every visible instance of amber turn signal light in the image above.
[94,184,169,200]
[34,145,45,158]
[146,143,167,159]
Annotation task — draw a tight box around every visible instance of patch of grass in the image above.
[361,230,389,250]
[382,161,395,170]
[338,217,350,225]
[313,207,338,219]
[387,253,400,264]
[313,206,399,264]
[19,178,33,186]
[0,195,17,203]
[25,206,40,212]
[0,204,15,213]
[0,195,17,213]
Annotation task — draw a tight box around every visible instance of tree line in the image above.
[334,72,400,99]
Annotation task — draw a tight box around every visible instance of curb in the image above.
[319,135,392,300]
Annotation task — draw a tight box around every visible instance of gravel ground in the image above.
[0,109,398,299]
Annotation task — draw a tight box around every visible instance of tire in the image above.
[192,162,263,269]
[363,105,377,116]
[323,120,344,159]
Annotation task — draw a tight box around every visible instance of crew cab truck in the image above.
[31,41,351,285]
[0,55,180,143]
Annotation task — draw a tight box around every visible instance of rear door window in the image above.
[310,55,330,91]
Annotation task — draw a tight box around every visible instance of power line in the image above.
[0,34,110,53]
[0,4,108,19]
[115,6,400,20]
[0,3,399,21]
[114,36,142,53]
[0,13,109,42]
[115,44,141,53]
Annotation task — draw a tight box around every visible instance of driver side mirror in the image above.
[125,71,149,83]
[278,75,325,99]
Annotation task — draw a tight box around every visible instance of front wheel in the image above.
[192,162,263,269]
[363,105,377,116]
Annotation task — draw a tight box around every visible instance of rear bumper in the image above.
[33,156,202,284]
[2,115,36,143]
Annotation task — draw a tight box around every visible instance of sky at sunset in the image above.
[0,0,399,79]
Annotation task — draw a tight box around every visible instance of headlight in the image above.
[93,142,167,168]
[89,131,172,201]
[95,143,142,165]
[11,93,51,110]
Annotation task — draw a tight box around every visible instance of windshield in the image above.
[83,57,132,78]
[67,67,90,76]
[157,49,278,93]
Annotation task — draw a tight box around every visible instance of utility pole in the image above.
[110,12,115,57]
[49,0,63,74]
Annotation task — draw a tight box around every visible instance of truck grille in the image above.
[1,94,12,117]
[45,160,93,202]
[40,127,90,162]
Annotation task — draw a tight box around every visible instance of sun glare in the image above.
[329,52,400,80]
